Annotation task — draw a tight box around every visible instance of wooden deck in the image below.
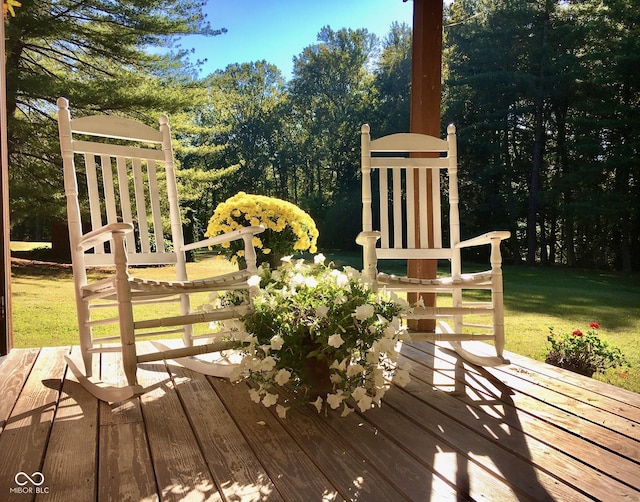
[1,340,639,501]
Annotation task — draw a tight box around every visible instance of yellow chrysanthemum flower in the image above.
[205,192,319,264]
[3,0,21,17]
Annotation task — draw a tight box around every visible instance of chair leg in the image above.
[113,233,138,387]
[179,293,194,347]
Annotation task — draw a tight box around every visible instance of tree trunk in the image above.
[526,99,545,265]
[526,13,549,265]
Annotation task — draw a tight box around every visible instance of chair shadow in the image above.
[392,342,555,501]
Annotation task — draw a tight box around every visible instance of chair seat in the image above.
[378,270,493,290]
[81,269,253,300]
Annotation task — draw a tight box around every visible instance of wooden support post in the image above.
[408,0,443,332]
[0,12,13,355]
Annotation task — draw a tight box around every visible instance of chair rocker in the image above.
[357,123,510,367]
[57,97,263,402]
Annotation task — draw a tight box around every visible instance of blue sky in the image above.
[180,0,415,79]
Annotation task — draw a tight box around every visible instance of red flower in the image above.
[589,322,600,329]
[572,329,583,337]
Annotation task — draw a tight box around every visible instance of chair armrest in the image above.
[77,222,134,252]
[356,231,381,246]
[455,231,510,249]
[182,226,265,252]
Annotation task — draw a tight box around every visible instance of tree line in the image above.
[5,0,639,271]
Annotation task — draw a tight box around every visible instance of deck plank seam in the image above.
[0,348,41,433]
[204,377,279,494]
[164,362,231,500]
[38,346,72,475]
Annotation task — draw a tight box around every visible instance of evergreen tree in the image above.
[5,0,224,234]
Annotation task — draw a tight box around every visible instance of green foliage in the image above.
[443,0,640,271]
[8,1,640,270]
[5,0,224,228]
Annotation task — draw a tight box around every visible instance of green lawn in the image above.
[9,247,640,393]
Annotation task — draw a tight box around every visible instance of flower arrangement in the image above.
[228,254,411,418]
[205,192,318,267]
[545,322,629,377]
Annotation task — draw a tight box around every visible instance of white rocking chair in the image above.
[357,123,510,367]
[57,97,263,402]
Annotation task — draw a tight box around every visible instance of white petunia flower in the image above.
[304,276,318,288]
[274,368,291,386]
[346,363,365,377]
[249,388,261,403]
[354,304,375,321]
[276,404,289,419]
[316,305,329,318]
[243,334,258,345]
[314,253,326,264]
[270,335,284,350]
[351,386,367,402]
[357,395,373,413]
[312,396,323,413]
[335,272,349,287]
[260,356,276,372]
[341,403,354,417]
[326,391,345,409]
[374,387,387,404]
[247,274,261,287]
[262,392,278,408]
[377,337,396,354]
[394,368,411,387]
[229,365,244,383]
[330,373,343,384]
[290,272,305,286]
[330,358,347,372]
[328,334,345,348]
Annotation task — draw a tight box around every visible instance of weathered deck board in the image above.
[38,347,98,502]
[98,350,158,502]
[170,365,283,502]
[0,348,39,433]
[0,341,638,501]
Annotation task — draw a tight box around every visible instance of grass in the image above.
[9,245,640,393]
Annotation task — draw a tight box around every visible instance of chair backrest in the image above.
[360,123,459,262]
[57,97,187,276]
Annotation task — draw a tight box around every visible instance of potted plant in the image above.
[205,192,319,268]
[545,322,629,377]
[227,255,412,418]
